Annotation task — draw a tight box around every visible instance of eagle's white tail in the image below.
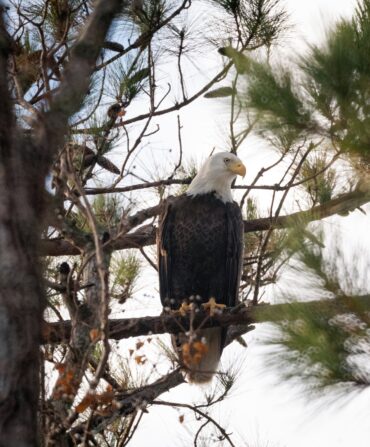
[172,328,222,383]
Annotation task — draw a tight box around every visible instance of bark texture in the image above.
[0,15,46,446]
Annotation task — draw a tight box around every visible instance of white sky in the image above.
[115,1,370,446]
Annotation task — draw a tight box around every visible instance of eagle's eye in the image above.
[224,157,231,164]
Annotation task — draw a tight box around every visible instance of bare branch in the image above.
[84,178,192,195]
[153,400,236,447]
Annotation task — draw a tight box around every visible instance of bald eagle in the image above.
[157,152,245,383]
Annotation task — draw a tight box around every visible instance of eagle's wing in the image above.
[225,202,244,306]
[218,202,243,351]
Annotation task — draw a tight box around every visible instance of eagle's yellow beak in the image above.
[229,161,246,178]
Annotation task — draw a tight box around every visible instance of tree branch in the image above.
[70,369,185,437]
[42,295,370,344]
[40,223,156,256]
[244,189,370,232]
[34,0,124,165]
[84,178,192,195]
[72,61,234,133]
[153,400,236,447]
[41,189,370,256]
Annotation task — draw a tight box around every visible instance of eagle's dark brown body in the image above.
[157,192,244,381]
[158,192,243,309]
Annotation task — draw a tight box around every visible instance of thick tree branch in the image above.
[244,189,370,232]
[83,179,288,196]
[42,295,370,344]
[34,0,124,166]
[41,189,370,256]
[40,223,156,256]
[70,369,184,437]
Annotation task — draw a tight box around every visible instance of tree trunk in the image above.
[0,148,45,445]
[0,14,45,445]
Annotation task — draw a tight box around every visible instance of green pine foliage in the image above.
[110,252,141,304]
[243,0,370,156]
[270,299,370,389]
[266,229,370,391]
[235,2,370,392]
[299,151,337,205]
[109,60,150,105]
[72,195,125,231]
[92,194,125,229]
[212,0,288,47]
[246,61,313,140]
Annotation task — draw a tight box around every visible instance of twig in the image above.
[153,400,236,447]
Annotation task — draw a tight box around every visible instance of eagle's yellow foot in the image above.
[202,297,226,316]
[179,302,194,316]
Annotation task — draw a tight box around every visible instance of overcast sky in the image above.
[123,1,370,446]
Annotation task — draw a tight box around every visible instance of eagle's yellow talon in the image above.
[179,302,194,316]
[202,297,226,316]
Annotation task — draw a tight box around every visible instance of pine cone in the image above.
[96,156,120,175]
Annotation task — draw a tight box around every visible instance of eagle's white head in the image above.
[186,151,246,202]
